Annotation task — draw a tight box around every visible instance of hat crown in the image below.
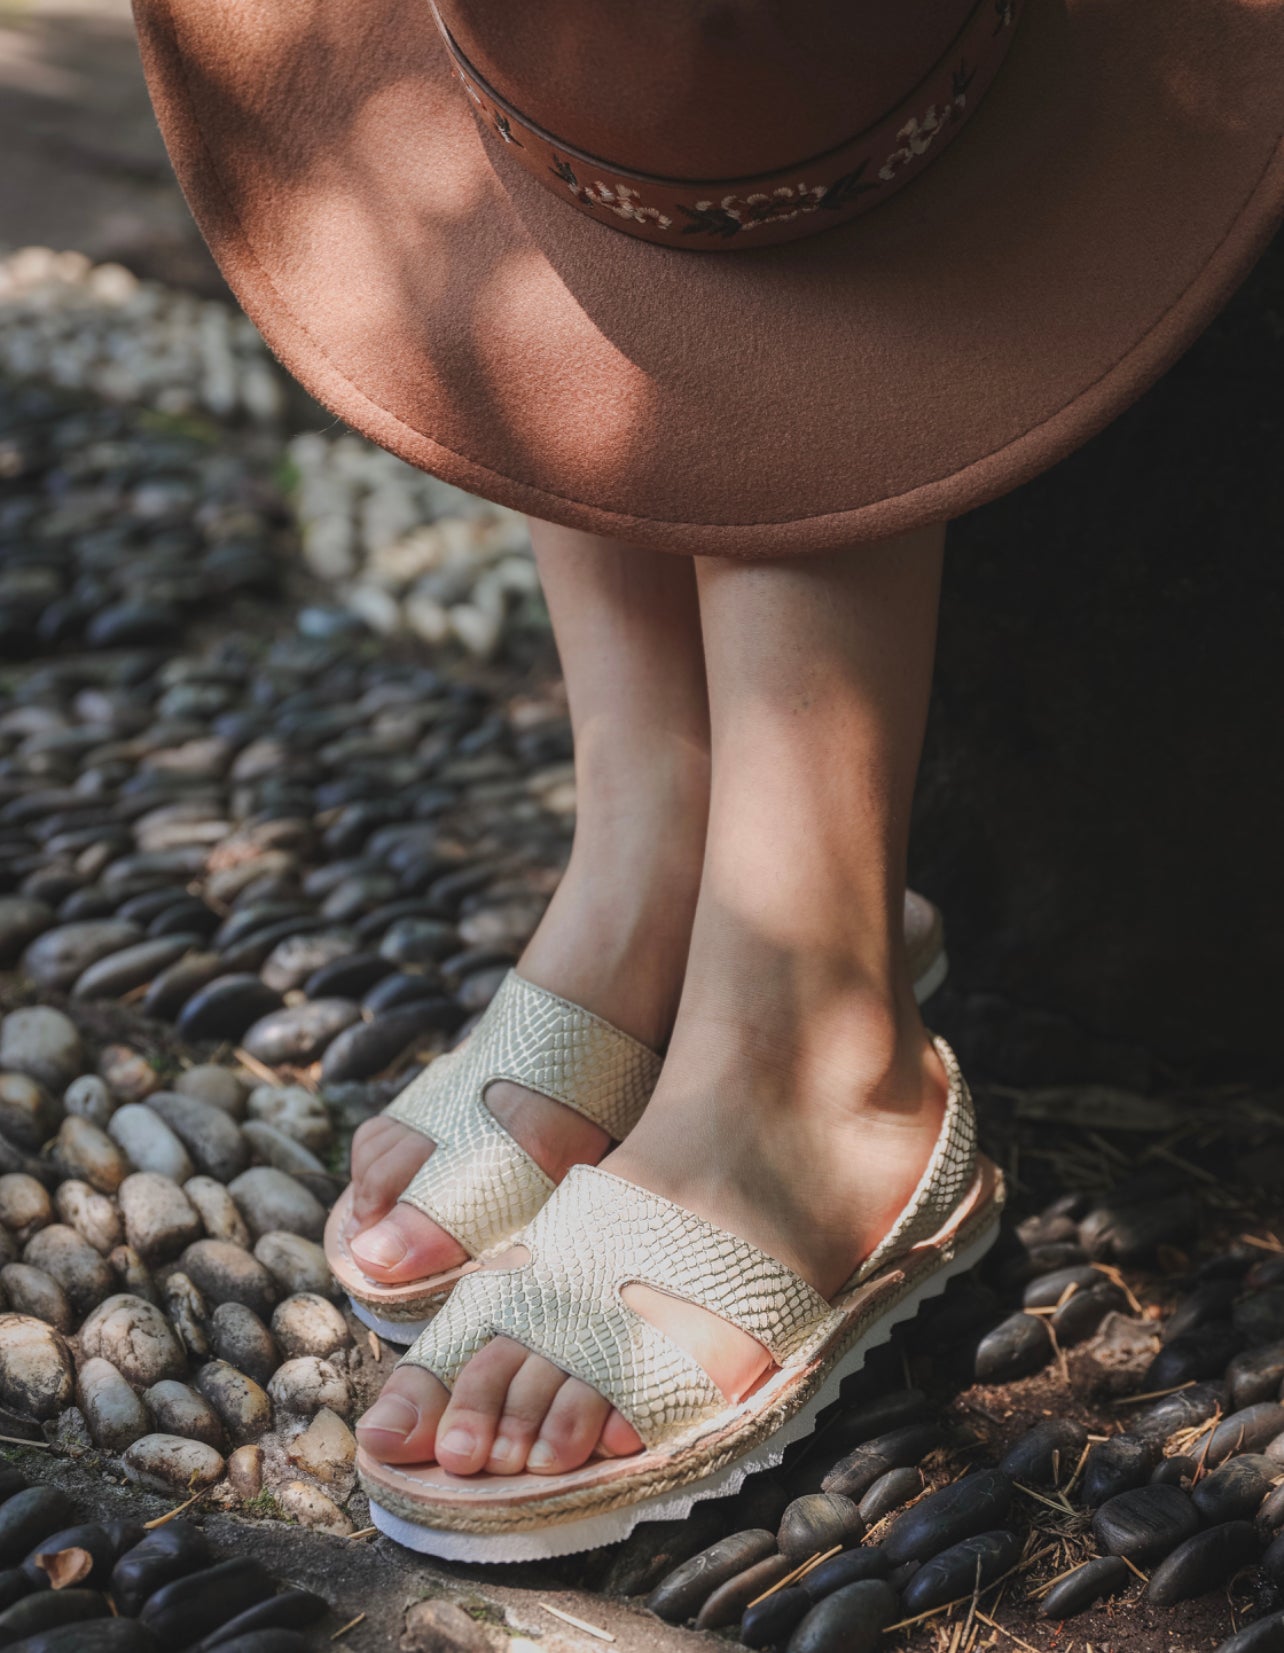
[439,0,979,179]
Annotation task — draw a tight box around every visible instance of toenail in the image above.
[441,1427,476,1458]
[358,1395,420,1438]
[528,1441,557,1470]
[489,1437,521,1469]
[351,1223,408,1269]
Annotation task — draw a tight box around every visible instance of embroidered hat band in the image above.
[430,0,1022,250]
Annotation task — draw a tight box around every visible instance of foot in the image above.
[345,744,708,1286]
[356,991,948,1475]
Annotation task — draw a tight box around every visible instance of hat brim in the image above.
[133,0,1284,556]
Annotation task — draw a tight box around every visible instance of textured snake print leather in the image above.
[382,971,662,1259]
[401,1035,978,1446]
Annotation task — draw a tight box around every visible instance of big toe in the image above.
[356,1368,449,1464]
[349,1202,468,1282]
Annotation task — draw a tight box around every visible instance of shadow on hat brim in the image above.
[134,0,1284,556]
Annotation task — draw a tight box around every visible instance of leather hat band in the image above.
[430,0,1023,250]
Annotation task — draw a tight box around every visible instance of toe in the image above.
[434,1338,531,1475]
[600,1408,644,1459]
[356,1368,448,1464]
[486,1352,572,1475]
[526,1376,613,1475]
[349,1202,468,1281]
[349,1126,435,1233]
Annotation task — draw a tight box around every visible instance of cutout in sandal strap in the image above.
[383,971,663,1258]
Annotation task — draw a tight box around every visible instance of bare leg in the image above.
[346,521,710,1284]
[359,523,951,1475]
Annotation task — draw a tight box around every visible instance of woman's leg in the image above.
[358,522,951,1474]
[346,520,711,1283]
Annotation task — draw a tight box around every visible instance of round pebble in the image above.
[107,1105,195,1183]
[145,1092,248,1182]
[270,1293,350,1359]
[1091,1483,1201,1566]
[183,1176,251,1247]
[194,1359,273,1444]
[1191,1454,1280,1523]
[118,1172,202,1263]
[180,1239,278,1320]
[79,1293,186,1387]
[267,1355,351,1418]
[0,1313,74,1418]
[1039,1555,1130,1619]
[227,1168,326,1241]
[778,1493,864,1561]
[1147,1520,1262,1606]
[210,1302,280,1386]
[143,1379,226,1450]
[1,1262,72,1331]
[253,1231,334,1297]
[645,1529,779,1623]
[75,1355,150,1450]
[23,1223,114,1316]
[53,1180,122,1255]
[123,1433,225,1493]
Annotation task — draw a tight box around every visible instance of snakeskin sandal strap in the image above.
[401,1163,833,1446]
[380,971,662,1260]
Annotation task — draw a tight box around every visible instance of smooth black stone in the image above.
[1151,1455,1199,1486]
[1021,1265,1100,1310]
[822,1424,942,1500]
[212,904,313,951]
[902,1530,1022,1616]
[1260,1483,1284,1530]
[1129,1382,1227,1447]
[1264,1533,1284,1585]
[741,1586,811,1650]
[1236,1291,1284,1349]
[119,887,197,925]
[800,1548,890,1601]
[734,1476,792,1535]
[0,1488,76,1567]
[646,1530,777,1624]
[361,971,450,1013]
[694,1555,794,1630]
[786,1579,898,1653]
[1207,1404,1284,1466]
[999,1419,1088,1487]
[142,952,223,1020]
[176,974,283,1041]
[1079,1193,1198,1264]
[147,899,219,940]
[318,1003,453,1083]
[1164,1280,1241,1343]
[1214,1610,1284,1653]
[1091,1484,1202,1566]
[376,916,459,966]
[302,952,395,1000]
[778,1494,864,1562]
[87,601,181,648]
[140,1559,277,1645]
[71,934,205,1000]
[858,1467,923,1526]
[240,998,361,1063]
[1147,1521,1262,1607]
[1084,1435,1159,1507]
[825,1388,929,1452]
[1227,1343,1284,1410]
[1249,1260,1284,1293]
[220,917,331,973]
[1191,1455,1278,1523]
[1145,1324,1245,1390]
[1039,1555,1131,1619]
[883,1470,1013,1566]
[1016,1212,1081,1249]
[973,1312,1053,1383]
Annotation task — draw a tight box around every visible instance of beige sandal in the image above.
[358,1035,1003,1562]
[325,970,663,1341]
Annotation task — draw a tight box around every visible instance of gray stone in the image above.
[98,1044,159,1103]
[0,1313,74,1419]
[0,998,82,1090]
[71,934,203,1000]
[50,1116,129,1193]
[0,1073,61,1151]
[399,1599,492,1653]
[63,1075,116,1129]
[241,999,362,1065]
[0,1262,73,1332]
[79,1293,187,1387]
[108,1244,158,1305]
[271,1292,351,1360]
[253,1231,334,1298]
[76,1354,151,1450]
[162,1271,211,1360]
[107,1104,195,1183]
[194,1359,272,1444]
[0,1172,53,1241]
[778,1493,865,1561]
[118,1172,203,1263]
[183,1176,251,1247]
[175,1065,247,1119]
[227,1167,326,1241]
[53,1180,122,1255]
[180,1238,278,1320]
[21,919,143,990]
[267,1355,352,1418]
[143,1379,226,1449]
[246,1084,332,1153]
[209,1301,279,1386]
[0,897,54,968]
[23,1223,114,1317]
[260,930,359,993]
[122,1432,225,1493]
[145,1091,249,1182]
[276,1479,353,1535]
[241,1120,327,1180]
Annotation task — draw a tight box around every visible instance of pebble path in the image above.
[1,271,1283,1653]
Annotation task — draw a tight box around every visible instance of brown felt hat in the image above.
[133,0,1284,557]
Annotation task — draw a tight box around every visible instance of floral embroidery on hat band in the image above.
[429,0,1022,250]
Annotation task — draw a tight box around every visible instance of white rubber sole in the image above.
[348,1294,433,1345]
[912,947,949,1005]
[367,1207,1000,1563]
